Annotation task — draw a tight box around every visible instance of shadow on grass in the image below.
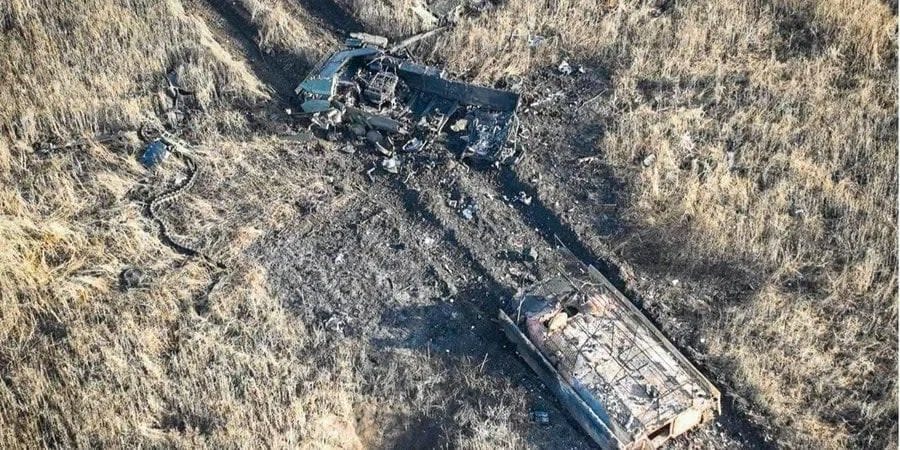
[294,0,365,34]
[203,0,314,105]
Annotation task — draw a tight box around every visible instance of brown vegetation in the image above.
[1,0,895,448]
[237,0,334,57]
[335,0,435,37]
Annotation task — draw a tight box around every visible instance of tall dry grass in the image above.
[237,0,335,57]
[335,0,435,38]
[427,0,897,447]
[0,0,265,144]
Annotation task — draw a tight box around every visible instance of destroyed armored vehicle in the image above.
[295,32,520,163]
[500,250,720,449]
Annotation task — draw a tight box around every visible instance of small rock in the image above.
[642,153,656,167]
[402,137,425,153]
[523,247,538,262]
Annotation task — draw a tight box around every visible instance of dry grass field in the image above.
[0,0,896,448]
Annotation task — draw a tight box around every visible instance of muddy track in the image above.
[191,3,768,445]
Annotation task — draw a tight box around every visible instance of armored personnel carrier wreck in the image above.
[500,250,720,449]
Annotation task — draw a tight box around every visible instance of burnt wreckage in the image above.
[295,32,520,165]
[500,249,721,449]
[297,34,720,449]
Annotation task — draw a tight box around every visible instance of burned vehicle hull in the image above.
[295,34,519,163]
[500,250,720,449]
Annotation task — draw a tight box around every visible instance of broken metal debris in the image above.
[381,155,401,174]
[557,60,586,76]
[141,140,169,168]
[295,31,520,176]
[530,410,551,425]
[515,191,532,205]
[522,246,538,262]
[119,267,145,291]
[460,203,476,220]
[461,109,518,162]
[402,137,426,153]
[160,71,197,130]
[500,248,720,449]
[529,90,565,109]
[139,122,224,271]
[449,118,468,132]
[139,121,195,168]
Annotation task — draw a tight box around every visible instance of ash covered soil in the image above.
[238,87,765,448]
